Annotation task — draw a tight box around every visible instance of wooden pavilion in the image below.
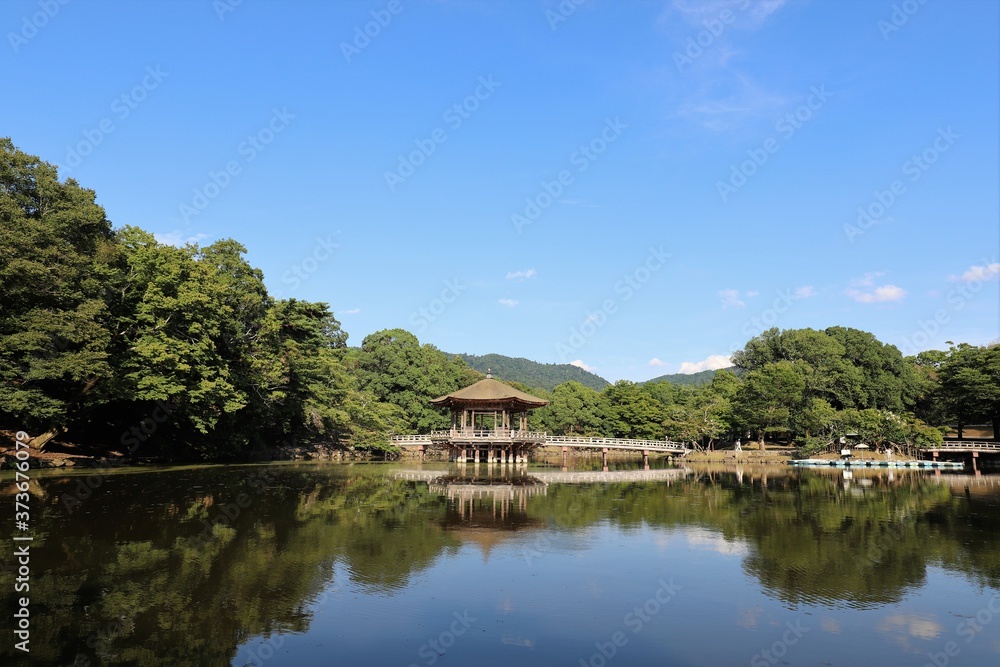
[428,372,549,464]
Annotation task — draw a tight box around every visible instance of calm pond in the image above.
[3,461,1000,666]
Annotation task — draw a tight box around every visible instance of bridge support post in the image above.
[562,446,568,472]
[972,451,978,473]
[602,447,608,472]
[460,448,467,464]
[474,448,480,463]
[487,449,494,464]
[418,445,425,462]
[643,450,649,471]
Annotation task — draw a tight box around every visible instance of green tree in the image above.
[938,343,1000,438]
[535,381,606,435]
[732,360,807,448]
[0,138,118,445]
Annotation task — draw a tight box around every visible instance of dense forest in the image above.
[458,353,609,391]
[644,367,728,387]
[1,138,998,460]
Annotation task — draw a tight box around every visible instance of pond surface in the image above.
[3,461,1000,666]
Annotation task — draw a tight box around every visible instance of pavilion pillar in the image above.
[474,448,480,463]
[460,448,467,464]
[487,448,494,463]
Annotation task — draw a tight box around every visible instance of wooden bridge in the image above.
[390,430,689,465]
[927,441,1000,471]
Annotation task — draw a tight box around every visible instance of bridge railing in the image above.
[932,441,1000,451]
[544,435,688,451]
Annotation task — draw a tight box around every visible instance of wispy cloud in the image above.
[793,285,817,299]
[498,298,519,307]
[719,288,745,308]
[648,358,669,367]
[674,76,790,132]
[950,262,1000,283]
[506,268,537,281]
[852,271,886,288]
[846,284,905,303]
[569,359,596,372]
[155,231,208,247]
[342,308,361,315]
[678,354,731,374]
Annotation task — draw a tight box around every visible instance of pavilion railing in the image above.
[429,429,548,441]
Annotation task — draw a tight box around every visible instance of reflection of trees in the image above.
[531,469,995,609]
[0,466,457,665]
[1,465,997,665]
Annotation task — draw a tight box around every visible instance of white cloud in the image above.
[569,359,596,372]
[342,308,361,315]
[648,358,669,367]
[155,231,208,247]
[959,262,1000,282]
[506,268,537,281]
[678,354,731,374]
[745,290,759,297]
[685,527,748,556]
[498,298,519,307]
[851,271,886,288]
[793,285,817,299]
[718,289,745,308]
[668,0,787,29]
[847,285,906,303]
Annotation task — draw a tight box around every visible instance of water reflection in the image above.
[0,464,997,666]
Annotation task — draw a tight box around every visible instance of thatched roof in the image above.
[430,378,548,409]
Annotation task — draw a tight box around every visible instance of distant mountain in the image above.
[644,367,734,387]
[457,353,610,392]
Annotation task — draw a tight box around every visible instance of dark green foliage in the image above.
[644,367,731,387]
[458,352,609,391]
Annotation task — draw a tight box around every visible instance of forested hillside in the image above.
[458,353,609,391]
[644,368,730,387]
[2,138,997,461]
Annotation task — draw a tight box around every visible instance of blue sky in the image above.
[3,0,998,382]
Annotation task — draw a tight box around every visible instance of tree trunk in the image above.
[30,425,65,451]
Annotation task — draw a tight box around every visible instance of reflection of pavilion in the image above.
[430,475,547,523]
